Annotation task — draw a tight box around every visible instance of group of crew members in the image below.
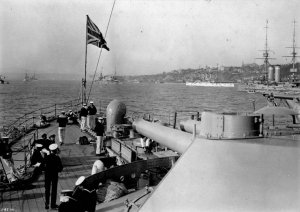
[140,137,155,153]
[29,133,63,209]
[2,100,159,211]
[79,101,97,131]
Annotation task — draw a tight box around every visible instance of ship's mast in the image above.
[283,19,299,81]
[256,20,275,81]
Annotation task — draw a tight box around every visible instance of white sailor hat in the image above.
[75,176,85,186]
[36,143,43,148]
[83,103,87,106]
[90,101,94,104]
[98,117,103,120]
[49,143,58,151]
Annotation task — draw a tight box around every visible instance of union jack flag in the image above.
[86,15,109,51]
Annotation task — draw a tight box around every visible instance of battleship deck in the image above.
[0,119,175,212]
[0,122,99,212]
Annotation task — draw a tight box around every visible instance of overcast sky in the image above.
[1,0,300,79]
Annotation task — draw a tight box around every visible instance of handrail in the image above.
[3,98,81,139]
[0,98,81,178]
[96,100,201,128]
[10,129,37,175]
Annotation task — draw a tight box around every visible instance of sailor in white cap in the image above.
[91,159,105,175]
[31,143,44,167]
[57,111,68,146]
[94,117,105,155]
[80,103,88,131]
[30,143,45,181]
[75,176,86,186]
[36,143,43,148]
[87,101,97,130]
[44,143,63,209]
[49,143,58,151]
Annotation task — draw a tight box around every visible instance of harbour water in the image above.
[0,80,270,127]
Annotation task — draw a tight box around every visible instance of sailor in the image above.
[87,101,97,130]
[30,143,44,180]
[57,111,68,146]
[44,143,63,210]
[60,176,96,212]
[140,137,153,153]
[31,143,44,167]
[48,134,60,154]
[59,176,86,212]
[34,133,51,150]
[94,117,105,155]
[40,114,49,126]
[267,93,276,106]
[67,110,78,124]
[49,134,56,145]
[91,159,105,175]
[80,103,88,131]
[140,136,146,148]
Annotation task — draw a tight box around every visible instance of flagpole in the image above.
[83,15,88,105]
[86,0,116,103]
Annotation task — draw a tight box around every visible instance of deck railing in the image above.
[0,98,82,180]
[2,98,81,141]
[11,129,38,174]
[97,100,200,129]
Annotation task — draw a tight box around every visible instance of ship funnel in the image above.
[274,65,281,82]
[106,99,126,133]
[268,66,274,81]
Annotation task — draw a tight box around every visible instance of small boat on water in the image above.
[23,73,38,82]
[0,75,9,84]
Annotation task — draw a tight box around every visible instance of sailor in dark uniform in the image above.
[44,143,63,210]
[59,176,97,212]
[30,143,45,180]
[31,144,44,166]
[34,133,52,150]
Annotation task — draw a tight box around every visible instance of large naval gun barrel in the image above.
[133,111,262,154]
[132,119,193,154]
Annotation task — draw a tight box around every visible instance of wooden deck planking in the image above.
[0,190,13,210]
[11,188,23,211]
[1,122,99,211]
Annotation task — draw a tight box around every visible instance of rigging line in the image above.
[87,0,117,103]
